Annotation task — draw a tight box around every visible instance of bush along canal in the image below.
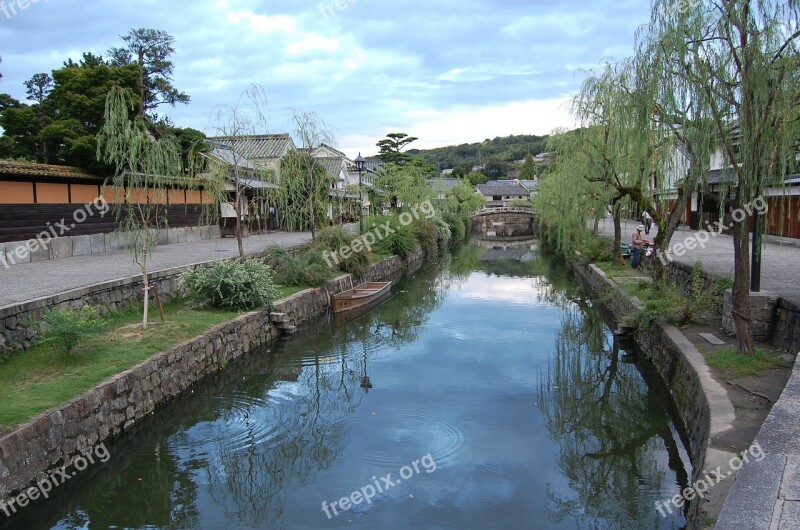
[1,239,693,529]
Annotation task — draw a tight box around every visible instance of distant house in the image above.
[659,144,800,238]
[440,168,454,176]
[427,178,462,201]
[200,146,279,234]
[533,152,553,167]
[207,134,296,182]
[476,180,530,207]
[519,179,538,197]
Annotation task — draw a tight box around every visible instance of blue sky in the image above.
[1,0,651,156]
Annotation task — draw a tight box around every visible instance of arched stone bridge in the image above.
[470,207,537,238]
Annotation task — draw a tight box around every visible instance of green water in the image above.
[4,240,691,529]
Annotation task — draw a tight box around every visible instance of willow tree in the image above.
[568,60,652,263]
[275,110,335,241]
[96,86,185,328]
[208,85,270,257]
[534,129,611,257]
[632,12,717,282]
[658,0,800,354]
[275,151,332,238]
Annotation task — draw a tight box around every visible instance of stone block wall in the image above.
[723,290,779,342]
[569,261,717,528]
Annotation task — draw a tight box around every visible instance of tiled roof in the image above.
[477,180,530,196]
[428,178,462,192]
[204,148,259,171]
[316,157,346,180]
[207,134,296,160]
[0,160,103,182]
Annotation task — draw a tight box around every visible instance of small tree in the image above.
[208,85,271,257]
[280,110,335,241]
[376,132,418,165]
[276,150,332,239]
[96,86,186,329]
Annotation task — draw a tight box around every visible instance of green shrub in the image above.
[431,215,452,246]
[41,306,105,360]
[578,237,614,263]
[442,212,466,241]
[367,214,418,257]
[411,218,439,256]
[181,258,280,311]
[315,226,370,276]
[263,247,333,287]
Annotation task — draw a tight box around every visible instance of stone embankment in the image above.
[0,249,426,507]
[570,260,736,529]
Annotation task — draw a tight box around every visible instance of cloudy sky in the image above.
[1,0,651,156]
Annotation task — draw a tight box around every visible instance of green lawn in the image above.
[0,288,305,430]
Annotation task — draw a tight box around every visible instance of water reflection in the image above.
[2,239,690,529]
[538,301,691,528]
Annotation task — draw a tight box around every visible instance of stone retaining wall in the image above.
[570,259,736,529]
[0,248,427,507]
[643,257,800,353]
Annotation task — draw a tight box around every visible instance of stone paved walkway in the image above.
[0,231,316,307]
[599,219,800,306]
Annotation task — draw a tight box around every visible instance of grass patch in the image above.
[275,286,305,299]
[705,348,783,378]
[0,299,243,428]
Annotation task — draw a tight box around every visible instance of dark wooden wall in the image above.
[0,204,205,243]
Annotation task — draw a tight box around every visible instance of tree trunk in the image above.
[731,196,756,355]
[309,194,316,241]
[613,206,624,266]
[140,251,149,330]
[234,171,244,258]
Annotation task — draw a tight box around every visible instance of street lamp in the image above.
[355,153,366,233]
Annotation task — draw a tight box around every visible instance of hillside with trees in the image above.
[406,133,549,174]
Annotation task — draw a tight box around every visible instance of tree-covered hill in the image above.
[407,134,548,172]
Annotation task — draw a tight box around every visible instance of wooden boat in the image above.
[331,282,392,314]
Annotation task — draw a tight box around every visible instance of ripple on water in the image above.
[169,390,291,457]
[350,411,464,468]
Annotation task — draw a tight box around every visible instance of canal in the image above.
[7,240,692,529]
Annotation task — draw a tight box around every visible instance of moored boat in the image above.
[331,282,392,314]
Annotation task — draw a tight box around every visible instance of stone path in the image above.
[0,231,315,307]
[599,219,800,306]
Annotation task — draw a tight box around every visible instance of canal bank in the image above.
[561,253,800,530]
[569,258,735,528]
[0,239,693,529]
[0,248,427,510]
